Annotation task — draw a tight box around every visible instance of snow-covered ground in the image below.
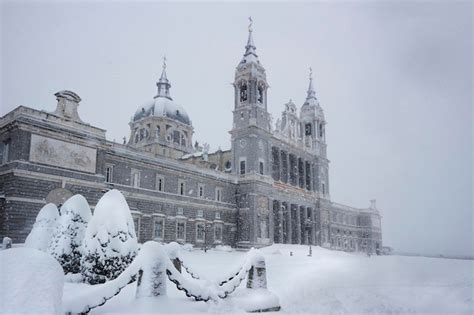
[59,244,473,314]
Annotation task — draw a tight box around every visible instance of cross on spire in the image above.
[241,17,258,64]
[307,66,317,101]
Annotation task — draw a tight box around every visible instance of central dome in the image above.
[133,97,191,125]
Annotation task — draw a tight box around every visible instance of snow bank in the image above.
[81,189,138,284]
[0,248,64,314]
[48,194,91,273]
[25,203,59,252]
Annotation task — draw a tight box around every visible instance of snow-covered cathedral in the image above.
[0,22,382,253]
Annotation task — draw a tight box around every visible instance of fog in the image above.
[1,1,472,256]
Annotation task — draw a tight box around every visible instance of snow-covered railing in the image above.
[64,242,166,313]
[64,243,280,313]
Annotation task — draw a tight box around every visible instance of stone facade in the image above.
[0,26,382,253]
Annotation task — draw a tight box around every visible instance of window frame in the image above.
[214,224,223,243]
[178,179,186,196]
[105,164,114,183]
[239,158,246,175]
[176,220,186,241]
[195,222,205,242]
[131,169,140,188]
[156,175,164,192]
[198,183,205,198]
[153,216,165,241]
[215,187,222,202]
[258,159,264,175]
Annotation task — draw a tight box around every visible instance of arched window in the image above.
[257,82,265,104]
[156,126,160,139]
[239,81,248,102]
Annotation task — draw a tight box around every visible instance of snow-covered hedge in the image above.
[25,203,59,252]
[48,195,92,274]
[81,189,138,284]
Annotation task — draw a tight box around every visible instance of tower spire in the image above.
[306,67,317,101]
[155,56,172,100]
[241,17,258,63]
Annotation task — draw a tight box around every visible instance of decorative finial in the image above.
[248,16,253,32]
[162,55,167,70]
[309,67,313,80]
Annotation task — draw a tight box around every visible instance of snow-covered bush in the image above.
[0,248,64,314]
[48,195,91,274]
[25,203,59,252]
[81,189,138,284]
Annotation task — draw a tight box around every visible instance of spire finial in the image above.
[156,55,172,100]
[248,16,253,32]
[306,66,317,102]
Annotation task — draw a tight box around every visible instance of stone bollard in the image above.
[2,237,12,249]
[136,244,168,298]
[246,257,267,289]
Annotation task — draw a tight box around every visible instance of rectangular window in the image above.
[177,208,184,216]
[196,222,205,242]
[198,183,204,198]
[322,183,326,194]
[153,218,164,240]
[131,169,140,188]
[259,161,264,175]
[1,140,10,164]
[176,221,186,241]
[240,160,246,175]
[178,180,186,195]
[215,187,222,202]
[215,212,221,220]
[156,175,164,191]
[197,209,203,218]
[105,165,114,183]
[214,224,223,242]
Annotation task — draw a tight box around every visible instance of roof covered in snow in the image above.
[133,97,191,125]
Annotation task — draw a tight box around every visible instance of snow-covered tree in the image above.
[25,203,59,252]
[48,194,92,274]
[81,189,138,284]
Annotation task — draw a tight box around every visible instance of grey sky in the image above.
[1,1,472,256]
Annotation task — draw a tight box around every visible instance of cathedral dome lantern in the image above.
[129,58,194,158]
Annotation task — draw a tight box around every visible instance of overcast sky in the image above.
[1,1,472,256]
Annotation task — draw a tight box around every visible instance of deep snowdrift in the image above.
[61,244,473,314]
[0,248,64,314]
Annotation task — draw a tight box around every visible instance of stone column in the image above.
[302,206,308,245]
[296,206,301,244]
[269,198,274,243]
[309,207,316,245]
[278,201,284,244]
[302,159,306,190]
[286,203,292,244]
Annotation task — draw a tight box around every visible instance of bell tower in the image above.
[230,18,271,177]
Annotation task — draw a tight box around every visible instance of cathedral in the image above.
[0,23,382,254]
